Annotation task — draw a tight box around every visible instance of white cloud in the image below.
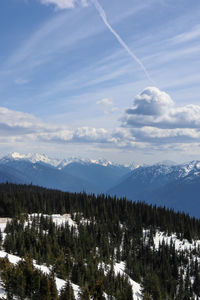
[96,98,119,115]
[2,88,200,152]
[40,0,76,9]
[126,87,174,116]
[40,0,88,9]
[131,127,200,143]
[96,98,113,106]
[0,106,114,146]
[124,87,200,129]
[72,127,109,143]
[0,107,42,134]
[120,87,200,145]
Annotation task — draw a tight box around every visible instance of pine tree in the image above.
[40,276,51,300]
[49,271,58,300]
[92,280,105,300]
[59,281,75,300]
[143,293,153,300]
[79,286,90,300]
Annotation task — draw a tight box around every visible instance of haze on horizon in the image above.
[1,0,200,165]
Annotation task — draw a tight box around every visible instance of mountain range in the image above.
[0,152,133,194]
[0,152,200,218]
[109,161,200,218]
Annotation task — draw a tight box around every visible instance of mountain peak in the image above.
[0,152,60,167]
[0,153,134,170]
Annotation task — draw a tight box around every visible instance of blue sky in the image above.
[1,0,200,164]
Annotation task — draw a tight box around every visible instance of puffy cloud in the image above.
[126,87,174,117]
[96,98,119,115]
[124,87,200,129]
[121,87,200,144]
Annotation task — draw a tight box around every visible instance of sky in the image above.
[1,0,200,164]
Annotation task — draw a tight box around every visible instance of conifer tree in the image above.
[59,281,75,300]
[92,280,105,300]
[79,286,90,300]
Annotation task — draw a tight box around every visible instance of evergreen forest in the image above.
[0,183,199,300]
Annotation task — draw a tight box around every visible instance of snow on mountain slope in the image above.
[99,261,143,300]
[0,152,60,167]
[58,157,114,168]
[28,213,91,231]
[0,214,112,300]
[108,160,200,218]
[29,213,78,228]
[0,215,81,297]
[0,152,137,170]
[153,231,200,252]
[113,262,143,300]
[0,250,80,298]
[0,218,11,241]
[1,153,200,181]
[143,229,200,254]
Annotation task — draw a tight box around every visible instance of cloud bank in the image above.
[1,86,200,154]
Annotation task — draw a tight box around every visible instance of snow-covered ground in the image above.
[0,218,11,241]
[0,250,80,298]
[153,231,200,252]
[28,213,91,229]
[98,261,143,300]
[2,216,200,300]
[29,213,78,228]
[0,216,81,298]
[114,262,142,300]
[143,229,200,253]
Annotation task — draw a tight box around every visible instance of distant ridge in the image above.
[0,152,133,194]
[0,153,200,217]
[108,160,200,218]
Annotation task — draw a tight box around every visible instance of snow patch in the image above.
[153,231,200,252]
[29,213,78,229]
[98,261,142,300]
[113,262,142,300]
[0,250,80,298]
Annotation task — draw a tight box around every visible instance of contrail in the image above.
[90,0,153,83]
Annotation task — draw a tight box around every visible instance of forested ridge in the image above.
[0,183,199,300]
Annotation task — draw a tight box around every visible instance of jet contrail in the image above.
[90,0,153,83]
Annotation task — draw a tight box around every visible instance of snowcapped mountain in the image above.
[0,152,133,194]
[56,157,115,169]
[108,161,200,218]
[0,152,136,170]
[0,152,61,167]
[1,153,200,217]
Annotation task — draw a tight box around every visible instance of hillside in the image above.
[0,184,199,299]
